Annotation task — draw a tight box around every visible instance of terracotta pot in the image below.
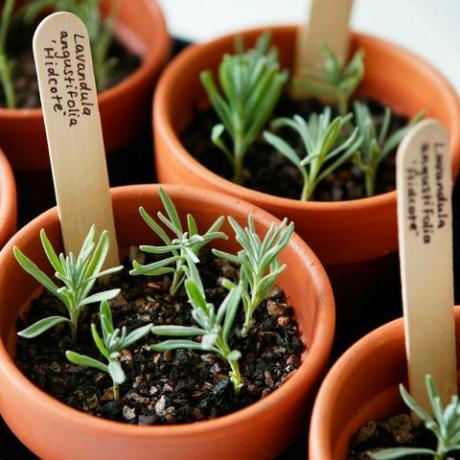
[0,148,17,247]
[0,184,334,460]
[309,307,460,459]
[0,0,170,171]
[153,25,460,267]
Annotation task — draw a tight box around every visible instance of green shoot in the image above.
[353,102,424,196]
[213,216,294,336]
[200,31,289,184]
[21,0,120,91]
[15,225,123,343]
[0,0,16,108]
[66,301,152,400]
[370,375,460,460]
[152,277,244,393]
[130,187,227,296]
[295,44,365,114]
[263,107,363,200]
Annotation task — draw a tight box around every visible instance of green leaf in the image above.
[108,360,126,385]
[79,289,120,307]
[122,323,153,348]
[39,229,64,276]
[159,187,183,233]
[65,351,108,373]
[151,325,205,337]
[222,282,242,342]
[13,246,61,298]
[18,315,70,339]
[264,130,302,168]
[369,447,435,459]
[212,248,241,265]
[152,339,216,353]
[139,207,171,245]
[91,323,109,359]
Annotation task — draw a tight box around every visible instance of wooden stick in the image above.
[33,12,119,266]
[293,0,354,80]
[397,119,457,412]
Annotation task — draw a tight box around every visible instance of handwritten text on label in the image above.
[43,31,93,127]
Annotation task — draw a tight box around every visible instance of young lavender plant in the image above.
[295,44,365,114]
[370,375,460,460]
[130,187,227,296]
[213,216,294,336]
[21,0,120,90]
[0,0,16,108]
[353,101,424,196]
[200,32,289,184]
[152,277,244,392]
[263,107,363,200]
[66,300,152,400]
[14,225,123,343]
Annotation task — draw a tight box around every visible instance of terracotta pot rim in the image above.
[0,184,335,439]
[154,23,460,214]
[0,149,17,245]
[309,315,404,455]
[0,0,171,120]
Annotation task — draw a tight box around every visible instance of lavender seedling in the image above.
[213,216,294,336]
[21,0,120,90]
[353,101,424,196]
[130,187,227,296]
[263,107,363,200]
[152,277,244,392]
[66,301,152,400]
[370,375,460,460]
[201,32,289,184]
[0,0,16,108]
[14,225,123,343]
[295,44,365,114]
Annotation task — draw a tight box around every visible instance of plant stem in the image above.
[241,310,253,337]
[228,359,243,393]
[338,92,348,115]
[364,169,376,197]
[0,0,16,109]
[232,128,245,184]
[112,383,119,401]
[70,309,78,344]
[301,180,314,201]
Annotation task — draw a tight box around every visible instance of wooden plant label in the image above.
[33,12,119,266]
[397,119,457,411]
[294,0,354,80]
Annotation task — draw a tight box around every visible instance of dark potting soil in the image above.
[349,413,460,459]
[0,20,140,109]
[15,249,304,425]
[181,96,409,201]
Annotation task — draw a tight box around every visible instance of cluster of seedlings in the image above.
[15,189,301,420]
[190,32,423,200]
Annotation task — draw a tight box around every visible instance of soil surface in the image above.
[181,96,409,201]
[15,249,304,425]
[349,413,460,459]
[0,19,140,109]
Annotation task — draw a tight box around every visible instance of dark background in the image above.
[3,37,460,459]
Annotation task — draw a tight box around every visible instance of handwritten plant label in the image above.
[32,12,119,268]
[397,119,457,413]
